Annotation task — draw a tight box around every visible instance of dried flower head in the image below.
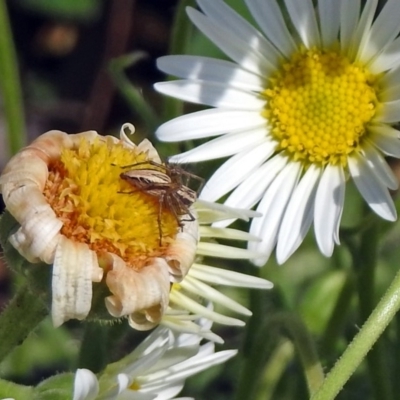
[0,124,198,328]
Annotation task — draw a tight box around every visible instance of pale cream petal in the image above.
[105,257,170,329]
[9,213,62,264]
[52,236,102,327]
[165,216,198,281]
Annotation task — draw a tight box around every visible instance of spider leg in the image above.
[158,192,165,246]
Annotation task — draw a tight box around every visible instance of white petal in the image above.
[187,7,275,75]
[169,126,268,163]
[370,38,400,74]
[368,124,400,157]
[200,140,275,201]
[180,276,251,316]
[340,0,360,53]
[244,0,297,57]
[154,80,265,110]
[283,0,320,48]
[197,242,261,259]
[350,0,378,62]
[169,290,245,326]
[156,108,265,142]
[155,349,237,385]
[314,165,345,256]
[196,0,281,69]
[199,226,260,241]
[277,165,321,264]
[213,154,287,228]
[378,64,400,89]
[375,100,400,123]
[250,161,302,266]
[360,0,400,65]
[117,374,130,393]
[157,55,265,92]
[51,237,101,327]
[348,153,396,221]
[318,0,341,48]
[362,141,398,190]
[378,81,400,102]
[73,369,99,400]
[189,263,273,289]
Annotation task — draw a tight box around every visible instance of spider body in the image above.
[119,161,203,244]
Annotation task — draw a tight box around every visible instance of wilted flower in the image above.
[0,124,272,333]
[155,0,400,265]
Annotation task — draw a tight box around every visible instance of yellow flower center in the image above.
[43,137,179,269]
[263,48,378,166]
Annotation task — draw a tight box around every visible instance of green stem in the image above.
[0,0,26,154]
[353,219,393,400]
[311,266,400,400]
[0,284,47,362]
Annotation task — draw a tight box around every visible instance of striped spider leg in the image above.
[119,160,203,245]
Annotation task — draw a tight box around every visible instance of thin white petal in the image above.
[156,108,265,142]
[244,0,297,57]
[362,141,398,190]
[187,7,275,75]
[378,64,400,90]
[360,0,400,65]
[314,165,345,256]
[368,124,400,157]
[73,369,99,400]
[200,141,275,201]
[154,80,265,110]
[199,226,260,241]
[169,126,268,163]
[340,0,360,53]
[196,0,281,68]
[157,55,265,92]
[370,38,400,73]
[189,263,273,289]
[169,290,245,326]
[348,153,396,221]
[379,81,400,102]
[318,0,341,48]
[180,276,251,316]
[214,155,287,228]
[250,161,302,266]
[283,0,320,48]
[350,0,378,62]
[277,165,321,264]
[375,100,400,123]
[197,242,261,259]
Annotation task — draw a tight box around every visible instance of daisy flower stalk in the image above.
[155,0,400,265]
[73,321,237,400]
[0,123,272,346]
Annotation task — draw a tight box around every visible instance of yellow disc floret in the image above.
[43,137,178,270]
[263,48,378,166]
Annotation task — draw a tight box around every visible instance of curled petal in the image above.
[165,215,198,281]
[105,256,170,330]
[52,236,103,327]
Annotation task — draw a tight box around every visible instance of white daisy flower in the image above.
[155,0,400,265]
[73,323,237,400]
